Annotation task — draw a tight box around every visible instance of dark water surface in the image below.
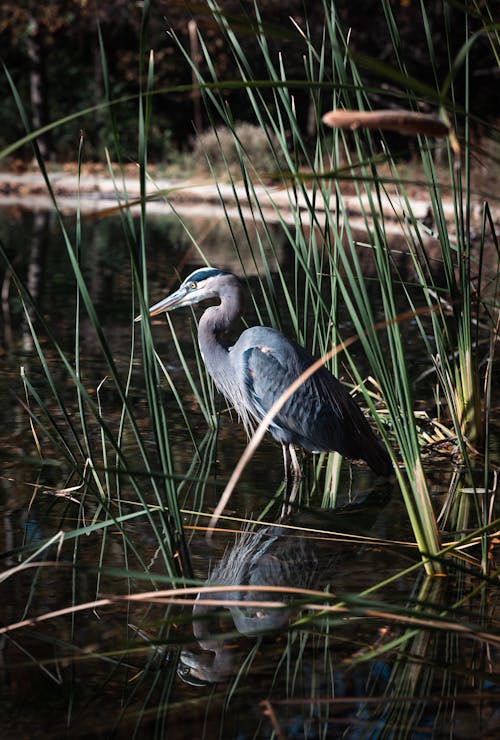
[1,207,498,738]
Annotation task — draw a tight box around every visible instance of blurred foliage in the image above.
[192,121,287,178]
[0,0,498,163]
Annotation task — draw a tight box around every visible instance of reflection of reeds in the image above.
[356,569,499,737]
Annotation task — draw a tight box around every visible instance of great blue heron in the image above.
[146,267,392,479]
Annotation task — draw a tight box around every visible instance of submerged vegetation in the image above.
[1,1,499,736]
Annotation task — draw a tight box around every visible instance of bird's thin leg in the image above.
[287,477,300,505]
[281,444,299,518]
[289,444,303,480]
[282,443,290,483]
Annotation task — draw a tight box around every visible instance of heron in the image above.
[145,267,392,479]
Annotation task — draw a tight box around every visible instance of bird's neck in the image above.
[199,287,242,347]
[197,288,243,381]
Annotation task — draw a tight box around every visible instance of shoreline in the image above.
[0,170,497,239]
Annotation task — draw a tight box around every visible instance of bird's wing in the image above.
[241,333,385,461]
[240,336,345,444]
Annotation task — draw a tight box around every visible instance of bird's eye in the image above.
[188,281,197,290]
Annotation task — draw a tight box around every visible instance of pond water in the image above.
[0,206,498,738]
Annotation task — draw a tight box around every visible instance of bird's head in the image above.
[136,267,235,320]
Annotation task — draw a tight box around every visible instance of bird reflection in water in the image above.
[130,522,319,686]
[131,488,392,686]
[178,523,319,685]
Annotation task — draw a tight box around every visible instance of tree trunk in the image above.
[25,19,50,160]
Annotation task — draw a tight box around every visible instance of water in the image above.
[0,206,498,738]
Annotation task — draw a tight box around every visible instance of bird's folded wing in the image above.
[242,340,378,457]
[242,342,343,436]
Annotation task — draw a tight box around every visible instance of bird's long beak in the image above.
[148,287,190,316]
[134,286,189,322]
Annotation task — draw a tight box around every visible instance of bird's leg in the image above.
[281,442,302,481]
[286,477,300,505]
[280,444,302,518]
[289,444,303,480]
[282,443,291,483]
[281,443,303,482]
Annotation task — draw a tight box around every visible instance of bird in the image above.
[146,267,392,479]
